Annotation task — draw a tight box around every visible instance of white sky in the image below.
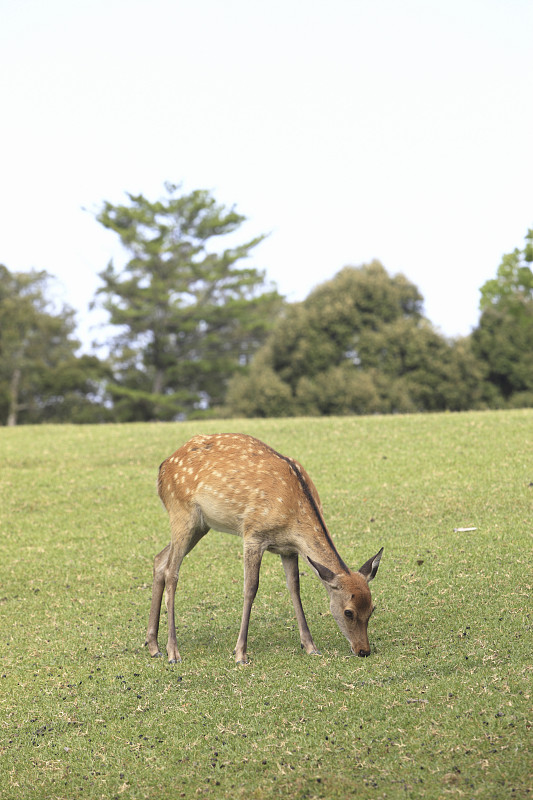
[1,0,532,349]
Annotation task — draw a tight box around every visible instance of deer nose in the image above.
[358,648,371,657]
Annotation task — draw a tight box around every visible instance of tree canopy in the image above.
[479,228,533,315]
[472,229,533,405]
[0,266,107,425]
[1,195,531,425]
[226,261,485,417]
[93,183,283,421]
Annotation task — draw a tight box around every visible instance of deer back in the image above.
[158,433,335,553]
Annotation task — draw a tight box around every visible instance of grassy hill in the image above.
[1,410,531,799]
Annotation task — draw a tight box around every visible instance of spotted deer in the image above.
[145,433,383,664]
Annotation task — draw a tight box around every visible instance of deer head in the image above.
[307,548,383,656]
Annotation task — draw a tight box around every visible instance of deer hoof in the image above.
[301,644,321,655]
[168,657,182,664]
[145,644,164,658]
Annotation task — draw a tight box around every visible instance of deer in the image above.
[145,433,383,664]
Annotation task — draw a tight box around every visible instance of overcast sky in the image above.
[1,0,532,348]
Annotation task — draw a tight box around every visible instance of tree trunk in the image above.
[152,368,165,396]
[7,367,21,426]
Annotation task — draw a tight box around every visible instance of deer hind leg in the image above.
[234,539,265,665]
[281,553,321,655]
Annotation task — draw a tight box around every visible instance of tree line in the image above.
[1,183,532,425]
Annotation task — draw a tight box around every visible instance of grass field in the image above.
[0,410,531,799]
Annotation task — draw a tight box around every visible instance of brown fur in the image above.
[145,433,383,664]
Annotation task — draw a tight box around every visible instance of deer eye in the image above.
[344,609,354,620]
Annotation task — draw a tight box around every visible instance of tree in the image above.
[0,265,108,425]
[94,183,283,420]
[264,262,424,389]
[479,228,533,315]
[226,262,484,417]
[472,228,533,405]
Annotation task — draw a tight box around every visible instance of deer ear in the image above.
[358,547,383,583]
[306,556,336,585]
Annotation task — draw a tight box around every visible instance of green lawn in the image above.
[1,410,531,799]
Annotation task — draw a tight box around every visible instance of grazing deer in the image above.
[145,433,383,664]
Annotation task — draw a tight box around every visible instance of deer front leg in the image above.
[281,553,320,655]
[145,544,170,657]
[234,541,264,664]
